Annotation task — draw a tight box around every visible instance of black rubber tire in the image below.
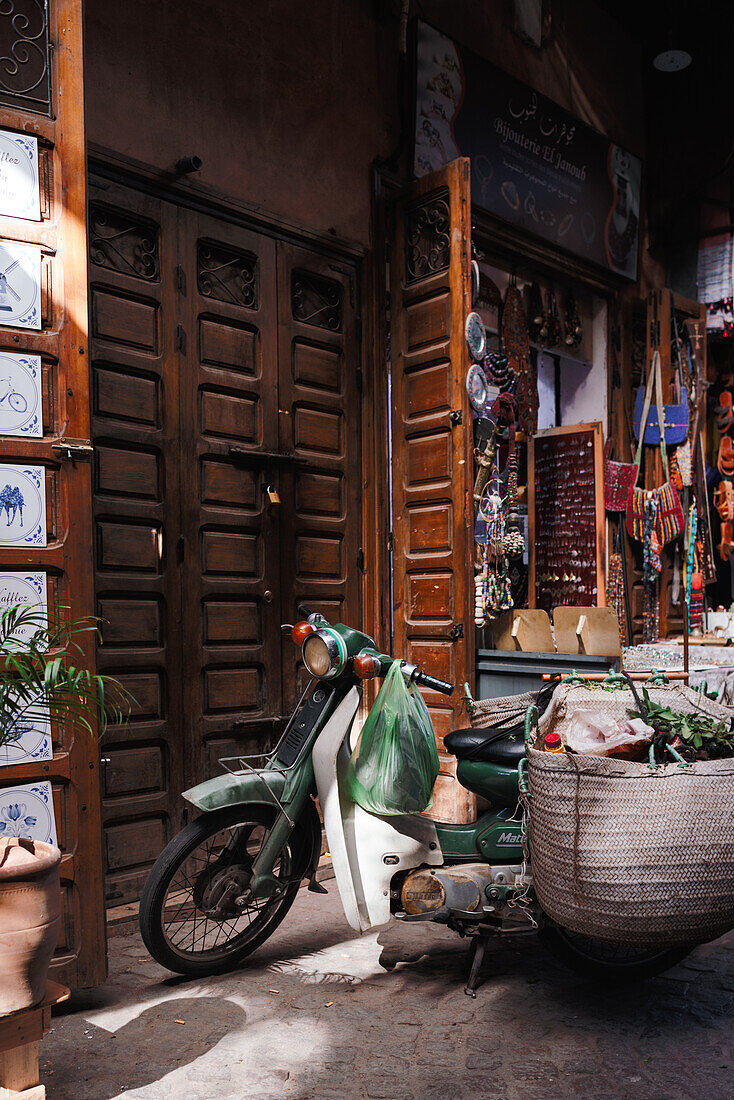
[139,804,307,977]
[539,922,693,983]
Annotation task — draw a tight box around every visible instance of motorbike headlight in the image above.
[302,629,345,679]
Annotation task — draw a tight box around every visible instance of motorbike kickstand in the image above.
[464,931,490,998]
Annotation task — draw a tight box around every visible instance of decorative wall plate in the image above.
[0,240,41,330]
[0,691,51,767]
[0,781,56,845]
[0,465,46,546]
[465,311,487,361]
[0,353,42,437]
[466,363,489,415]
[471,259,480,306]
[0,130,41,221]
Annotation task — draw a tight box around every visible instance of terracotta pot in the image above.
[0,838,61,1015]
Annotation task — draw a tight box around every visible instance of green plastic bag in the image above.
[345,659,439,815]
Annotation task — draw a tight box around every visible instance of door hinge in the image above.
[176,324,185,352]
[449,623,464,641]
[176,264,185,292]
[356,548,367,574]
[449,409,463,426]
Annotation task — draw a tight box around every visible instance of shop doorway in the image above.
[88,177,362,906]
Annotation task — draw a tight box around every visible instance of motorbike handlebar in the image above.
[414,670,454,696]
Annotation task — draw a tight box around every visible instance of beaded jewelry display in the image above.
[563,289,582,349]
[605,551,627,646]
[685,503,698,634]
[502,422,525,560]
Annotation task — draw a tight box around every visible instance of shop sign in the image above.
[414,22,642,280]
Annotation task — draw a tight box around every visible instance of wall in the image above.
[83,0,397,246]
[84,0,647,255]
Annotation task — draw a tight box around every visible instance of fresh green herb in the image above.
[628,687,734,761]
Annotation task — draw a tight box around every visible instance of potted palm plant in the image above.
[0,604,131,1014]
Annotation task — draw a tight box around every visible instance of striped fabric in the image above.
[627,483,684,545]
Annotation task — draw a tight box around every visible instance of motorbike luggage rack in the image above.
[217,751,294,827]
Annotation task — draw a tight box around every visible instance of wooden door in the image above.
[0,0,105,986]
[389,160,474,824]
[176,210,282,784]
[88,181,186,906]
[276,243,362,709]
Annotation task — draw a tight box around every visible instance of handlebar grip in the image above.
[415,671,454,696]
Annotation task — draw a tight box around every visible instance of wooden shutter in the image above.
[389,160,474,824]
[275,243,362,710]
[0,1,104,986]
[89,181,186,906]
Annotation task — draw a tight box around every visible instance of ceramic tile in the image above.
[0,690,52,767]
[0,240,41,331]
[0,465,46,546]
[0,130,41,221]
[0,780,57,845]
[0,352,42,437]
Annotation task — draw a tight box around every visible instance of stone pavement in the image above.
[42,886,734,1100]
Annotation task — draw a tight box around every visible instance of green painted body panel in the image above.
[182,769,289,812]
[456,758,520,807]
[435,809,523,863]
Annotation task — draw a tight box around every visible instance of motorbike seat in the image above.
[444,726,525,768]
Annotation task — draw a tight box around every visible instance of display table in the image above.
[623,644,734,705]
[0,982,69,1099]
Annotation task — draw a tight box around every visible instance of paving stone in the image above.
[40,888,734,1100]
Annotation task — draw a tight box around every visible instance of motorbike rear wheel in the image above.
[539,922,693,982]
[140,804,307,976]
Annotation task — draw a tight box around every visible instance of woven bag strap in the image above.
[633,350,669,485]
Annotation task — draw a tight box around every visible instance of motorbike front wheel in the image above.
[539,922,693,982]
[139,804,307,976]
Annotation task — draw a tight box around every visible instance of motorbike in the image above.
[139,611,692,994]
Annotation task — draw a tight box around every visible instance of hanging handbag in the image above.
[604,438,637,512]
[626,350,685,545]
[633,340,689,445]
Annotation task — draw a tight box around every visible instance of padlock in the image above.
[263,483,280,505]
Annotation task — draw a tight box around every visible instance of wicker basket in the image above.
[469,691,538,730]
[527,746,734,947]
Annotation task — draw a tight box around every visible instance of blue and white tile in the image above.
[0,130,41,221]
[0,241,41,331]
[0,465,46,547]
[0,691,52,767]
[0,781,57,845]
[0,572,47,645]
[0,353,42,437]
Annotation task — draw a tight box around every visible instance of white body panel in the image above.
[312,686,443,933]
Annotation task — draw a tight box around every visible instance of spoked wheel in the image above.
[8,392,26,413]
[139,804,307,976]
[539,922,693,982]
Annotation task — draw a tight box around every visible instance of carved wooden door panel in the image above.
[276,244,362,710]
[0,0,106,987]
[177,211,282,783]
[389,160,474,824]
[88,181,186,906]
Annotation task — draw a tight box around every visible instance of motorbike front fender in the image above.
[182,769,287,813]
